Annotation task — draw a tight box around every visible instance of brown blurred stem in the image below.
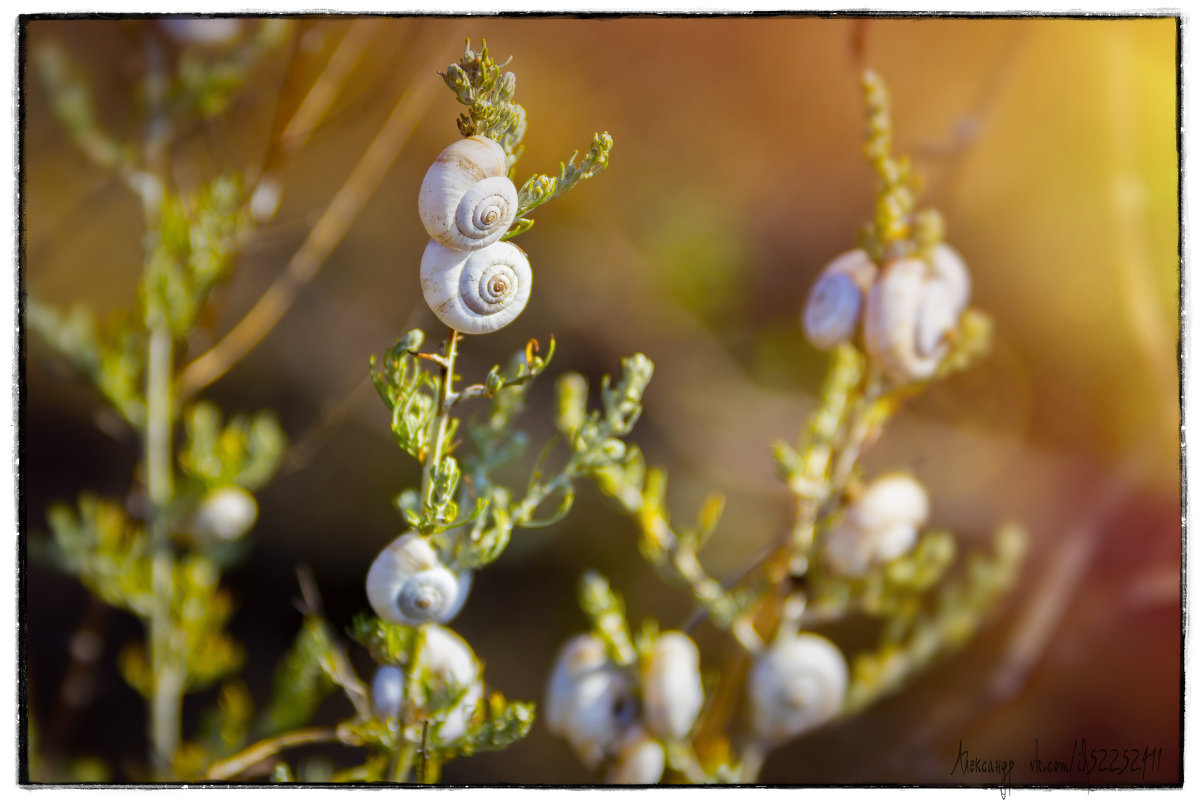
[177,39,450,397]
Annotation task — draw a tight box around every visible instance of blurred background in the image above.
[21,15,1180,785]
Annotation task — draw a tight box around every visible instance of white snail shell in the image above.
[747,633,848,745]
[158,18,242,46]
[803,249,879,350]
[186,486,258,541]
[863,245,971,382]
[419,136,518,252]
[545,634,639,769]
[365,532,473,626]
[419,625,482,744]
[605,726,666,785]
[420,240,532,335]
[825,473,929,577]
[371,664,405,720]
[640,631,703,742]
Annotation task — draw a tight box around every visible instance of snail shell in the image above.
[545,634,639,769]
[370,626,480,744]
[365,532,473,626]
[747,633,848,745]
[371,664,405,720]
[420,240,532,335]
[863,245,971,382]
[640,631,703,742]
[605,726,666,785]
[186,486,258,541]
[419,624,482,744]
[803,249,879,350]
[158,18,242,46]
[420,625,480,740]
[419,136,518,252]
[824,473,929,576]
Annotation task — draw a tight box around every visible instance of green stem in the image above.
[389,741,416,783]
[422,327,459,517]
[146,325,181,778]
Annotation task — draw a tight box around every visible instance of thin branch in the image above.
[295,566,373,720]
[177,37,454,397]
[279,19,385,154]
[204,727,343,781]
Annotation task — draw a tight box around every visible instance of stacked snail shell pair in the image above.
[803,244,971,382]
[544,631,705,783]
[418,136,531,335]
[370,624,482,745]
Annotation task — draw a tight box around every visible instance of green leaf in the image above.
[257,618,337,737]
[578,571,636,666]
[348,615,421,668]
[452,693,534,756]
[178,401,287,500]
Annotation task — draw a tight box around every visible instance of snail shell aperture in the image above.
[803,249,879,350]
[747,633,848,746]
[418,136,518,252]
[420,239,532,334]
[365,532,473,626]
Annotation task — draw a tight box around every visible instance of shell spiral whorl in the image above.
[421,240,532,334]
[365,532,473,626]
[747,633,848,746]
[803,249,879,350]
[419,136,517,252]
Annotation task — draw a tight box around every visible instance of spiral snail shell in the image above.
[605,726,666,785]
[863,244,971,382]
[545,634,639,769]
[365,532,473,626]
[803,249,879,350]
[420,240,532,335]
[747,633,848,745]
[825,473,929,577]
[639,632,703,742]
[419,136,518,252]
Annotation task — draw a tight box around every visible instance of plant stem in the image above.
[390,741,417,783]
[146,325,181,778]
[204,727,343,780]
[422,327,459,513]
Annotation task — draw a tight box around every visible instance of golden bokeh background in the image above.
[22,15,1180,785]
